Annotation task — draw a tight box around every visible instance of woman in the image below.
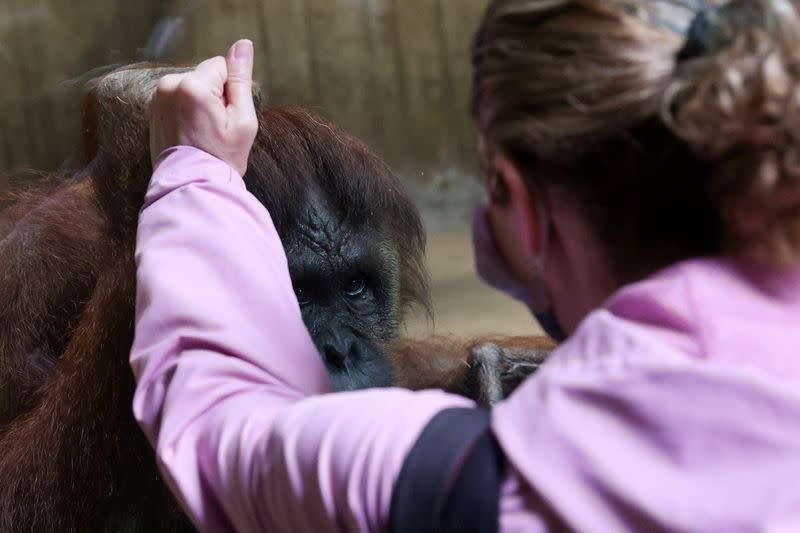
[132,1,800,531]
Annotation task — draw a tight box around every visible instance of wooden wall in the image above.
[0,0,163,177]
[0,0,489,194]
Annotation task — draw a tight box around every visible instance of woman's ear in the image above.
[486,154,544,284]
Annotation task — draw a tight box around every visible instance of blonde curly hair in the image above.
[472,0,800,274]
[665,0,800,262]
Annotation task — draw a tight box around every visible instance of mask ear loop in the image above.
[527,187,567,341]
[532,191,549,274]
[527,187,553,315]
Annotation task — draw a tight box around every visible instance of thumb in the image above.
[225,39,255,113]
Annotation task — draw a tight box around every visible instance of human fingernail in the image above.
[234,39,253,61]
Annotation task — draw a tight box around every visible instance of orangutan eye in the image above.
[344,276,366,298]
[295,286,311,306]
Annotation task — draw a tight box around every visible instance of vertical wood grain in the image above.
[0,0,489,192]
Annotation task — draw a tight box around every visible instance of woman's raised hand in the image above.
[149,39,259,177]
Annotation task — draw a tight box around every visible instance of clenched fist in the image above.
[149,39,259,177]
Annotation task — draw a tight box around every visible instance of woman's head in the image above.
[471,0,800,332]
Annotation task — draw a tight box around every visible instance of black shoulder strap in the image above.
[389,408,505,533]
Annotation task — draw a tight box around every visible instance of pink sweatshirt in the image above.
[131,147,800,532]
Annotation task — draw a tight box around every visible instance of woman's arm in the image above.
[131,41,474,531]
[132,144,473,532]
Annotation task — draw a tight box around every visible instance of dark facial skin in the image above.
[284,192,400,391]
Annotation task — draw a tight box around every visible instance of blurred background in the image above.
[0,0,540,338]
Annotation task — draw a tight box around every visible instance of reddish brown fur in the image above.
[0,177,105,426]
[393,336,554,404]
[0,64,551,532]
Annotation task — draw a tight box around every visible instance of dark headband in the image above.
[676,0,765,62]
[677,2,713,61]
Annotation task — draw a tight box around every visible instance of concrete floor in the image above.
[403,231,543,338]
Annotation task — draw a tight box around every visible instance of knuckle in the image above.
[177,77,202,99]
[155,74,178,95]
[471,343,502,365]
[227,72,247,84]
[206,55,226,67]
[241,116,259,136]
[197,56,228,78]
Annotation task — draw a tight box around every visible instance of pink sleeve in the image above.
[130,147,472,532]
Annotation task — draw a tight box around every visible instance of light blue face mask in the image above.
[471,200,567,343]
